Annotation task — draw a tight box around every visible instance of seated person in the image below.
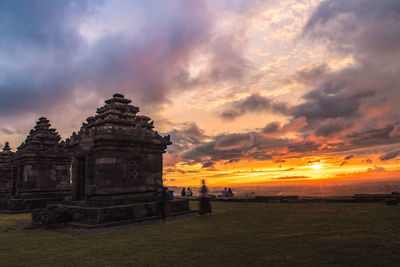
[181,187,186,197]
[221,187,227,197]
[187,187,193,196]
[227,188,234,197]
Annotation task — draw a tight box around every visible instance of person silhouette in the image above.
[199,179,212,215]
[157,186,169,222]
[227,188,233,197]
[187,187,193,196]
[222,187,227,197]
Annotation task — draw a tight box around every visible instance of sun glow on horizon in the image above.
[310,164,322,170]
[164,154,400,188]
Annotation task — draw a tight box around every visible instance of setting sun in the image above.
[310,164,322,170]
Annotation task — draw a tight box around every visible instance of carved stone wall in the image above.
[0,142,14,196]
[14,117,71,196]
[68,93,171,204]
[30,94,192,227]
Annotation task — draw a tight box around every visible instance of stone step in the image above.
[66,210,198,229]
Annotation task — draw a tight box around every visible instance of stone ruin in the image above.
[0,117,71,212]
[32,94,191,227]
[0,142,14,209]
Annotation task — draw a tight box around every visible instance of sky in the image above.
[0,0,399,194]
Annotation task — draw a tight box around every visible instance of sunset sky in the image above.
[0,0,399,193]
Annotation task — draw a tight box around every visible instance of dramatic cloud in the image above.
[294,87,374,121]
[224,159,241,165]
[202,161,215,168]
[297,0,400,151]
[220,94,289,121]
[262,117,307,137]
[179,131,289,165]
[215,133,254,151]
[304,0,400,58]
[169,122,206,149]
[294,64,330,85]
[262,122,280,135]
[0,0,257,118]
[167,0,400,186]
[0,0,99,114]
[163,121,208,166]
[367,165,385,173]
[340,155,354,167]
[218,0,400,144]
[314,118,352,137]
[2,0,400,187]
[390,124,400,138]
[380,150,400,161]
[346,126,399,148]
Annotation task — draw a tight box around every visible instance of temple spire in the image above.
[104,93,132,105]
[17,117,61,153]
[3,142,11,152]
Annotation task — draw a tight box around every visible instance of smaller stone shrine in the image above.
[0,142,14,209]
[3,117,71,212]
[32,93,191,228]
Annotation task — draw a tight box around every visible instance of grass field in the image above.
[0,202,399,266]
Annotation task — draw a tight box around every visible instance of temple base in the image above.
[31,199,192,228]
[0,191,69,212]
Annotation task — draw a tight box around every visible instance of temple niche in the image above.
[3,117,71,211]
[0,142,14,208]
[33,93,191,227]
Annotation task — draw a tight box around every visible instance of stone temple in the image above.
[0,142,14,205]
[32,94,191,227]
[1,117,71,212]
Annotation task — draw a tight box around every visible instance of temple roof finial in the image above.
[105,93,131,105]
[113,93,124,98]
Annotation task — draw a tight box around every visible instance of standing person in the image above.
[157,186,169,222]
[199,179,212,215]
[181,187,186,197]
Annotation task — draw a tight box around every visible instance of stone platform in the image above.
[0,190,69,213]
[32,199,192,228]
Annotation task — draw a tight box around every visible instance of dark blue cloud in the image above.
[303,0,400,58]
[220,94,289,121]
[0,0,94,51]
[0,0,100,115]
[380,150,400,161]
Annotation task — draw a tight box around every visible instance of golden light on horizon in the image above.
[310,164,322,170]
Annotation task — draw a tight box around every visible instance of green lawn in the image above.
[0,202,399,266]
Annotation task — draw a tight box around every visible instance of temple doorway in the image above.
[73,157,86,201]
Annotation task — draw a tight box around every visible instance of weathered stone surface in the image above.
[67,93,171,204]
[14,117,71,194]
[32,205,72,226]
[7,197,64,212]
[0,142,14,197]
[2,118,71,211]
[33,94,191,228]
[32,199,190,228]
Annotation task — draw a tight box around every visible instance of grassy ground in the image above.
[0,202,399,266]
